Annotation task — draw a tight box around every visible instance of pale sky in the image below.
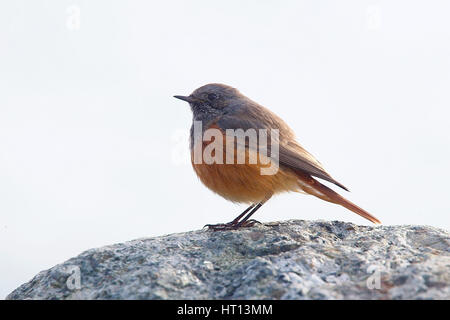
[1,0,449,298]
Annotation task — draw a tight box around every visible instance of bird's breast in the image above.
[190,126,300,203]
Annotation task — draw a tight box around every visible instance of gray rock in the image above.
[6,220,450,300]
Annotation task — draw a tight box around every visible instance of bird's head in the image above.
[174,83,241,121]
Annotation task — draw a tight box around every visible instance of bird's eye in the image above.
[207,93,218,101]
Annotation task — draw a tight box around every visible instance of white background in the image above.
[1,0,449,298]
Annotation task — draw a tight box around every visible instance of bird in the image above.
[174,83,381,230]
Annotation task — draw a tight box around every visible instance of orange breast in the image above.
[191,135,300,204]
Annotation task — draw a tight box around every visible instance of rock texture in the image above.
[7,220,450,300]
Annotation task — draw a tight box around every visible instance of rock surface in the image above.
[7,220,450,300]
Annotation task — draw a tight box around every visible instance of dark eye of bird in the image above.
[207,93,218,101]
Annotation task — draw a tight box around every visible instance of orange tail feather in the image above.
[295,172,381,224]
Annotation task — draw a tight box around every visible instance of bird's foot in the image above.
[241,219,262,227]
[204,219,261,231]
[203,223,235,231]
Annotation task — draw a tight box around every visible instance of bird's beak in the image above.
[174,95,196,103]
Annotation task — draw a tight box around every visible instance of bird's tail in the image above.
[295,172,381,224]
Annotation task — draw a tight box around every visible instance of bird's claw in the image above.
[204,219,261,231]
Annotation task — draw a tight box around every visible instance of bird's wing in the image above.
[277,142,349,191]
[217,108,349,191]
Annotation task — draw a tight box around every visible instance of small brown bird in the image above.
[174,83,380,230]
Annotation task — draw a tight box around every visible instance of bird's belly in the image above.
[191,158,300,204]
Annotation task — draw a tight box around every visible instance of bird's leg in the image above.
[234,195,272,228]
[229,204,256,225]
[205,194,273,231]
[235,202,264,228]
[204,204,255,231]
